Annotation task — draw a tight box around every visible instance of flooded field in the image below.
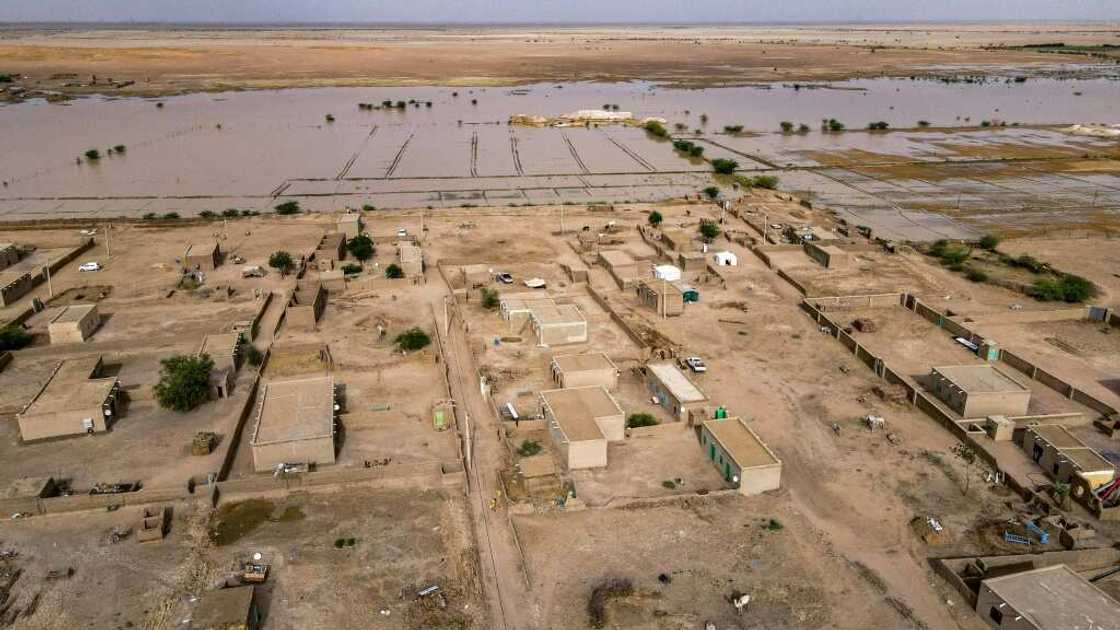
[1,78,1118,239]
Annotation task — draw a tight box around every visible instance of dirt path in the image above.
[434,293,532,630]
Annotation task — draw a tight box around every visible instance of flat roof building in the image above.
[976,564,1120,630]
[700,417,782,495]
[660,229,696,253]
[461,264,491,289]
[804,241,851,269]
[191,586,261,630]
[17,357,121,442]
[930,365,1031,418]
[551,352,619,390]
[636,280,685,317]
[1022,424,1116,491]
[250,376,337,473]
[645,361,709,423]
[47,303,101,344]
[286,281,326,331]
[530,303,587,347]
[200,332,243,399]
[500,293,555,330]
[541,386,625,470]
[184,241,222,271]
[0,270,34,307]
[0,242,19,271]
[398,242,423,277]
[315,232,347,271]
[598,249,642,289]
[337,213,363,238]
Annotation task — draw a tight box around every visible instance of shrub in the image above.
[245,345,264,367]
[395,327,431,351]
[274,200,301,215]
[647,210,663,226]
[699,113,708,124]
[688,145,704,157]
[84,149,101,161]
[341,263,362,274]
[966,268,989,282]
[268,250,294,275]
[917,120,931,127]
[780,121,794,133]
[361,204,376,212]
[672,139,694,152]
[797,123,811,134]
[481,288,500,310]
[199,210,216,219]
[661,480,677,489]
[153,354,214,412]
[346,234,375,261]
[702,186,721,199]
[518,440,542,456]
[699,219,721,240]
[162,212,180,220]
[751,175,779,190]
[674,122,688,131]
[978,234,1000,250]
[643,120,669,138]
[385,263,404,279]
[1011,254,1047,274]
[627,413,658,428]
[0,325,32,351]
[222,208,240,218]
[711,158,738,174]
[1032,274,1097,303]
[241,209,259,217]
[113,144,126,153]
[142,212,157,220]
[766,518,784,531]
[867,121,890,131]
[325,114,335,123]
[823,118,845,132]
[723,124,744,134]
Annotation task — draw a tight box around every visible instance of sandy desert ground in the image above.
[1,23,1118,95]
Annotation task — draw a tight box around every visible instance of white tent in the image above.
[713,251,738,266]
[652,264,681,282]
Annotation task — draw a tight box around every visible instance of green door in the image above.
[724,461,731,481]
[709,444,716,460]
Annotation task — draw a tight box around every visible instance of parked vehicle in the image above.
[242,265,266,278]
[523,278,547,289]
[683,357,707,373]
[396,228,408,238]
[78,261,102,272]
[496,272,514,284]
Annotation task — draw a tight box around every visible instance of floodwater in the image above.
[0,78,1118,236]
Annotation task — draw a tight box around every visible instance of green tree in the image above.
[966,268,989,283]
[518,439,542,456]
[702,186,721,199]
[245,345,264,367]
[644,120,669,138]
[647,210,663,227]
[341,263,363,274]
[978,234,1000,250]
[0,325,32,351]
[481,288,500,310]
[699,219,721,241]
[780,121,794,133]
[113,144,126,153]
[222,208,240,218]
[723,125,744,134]
[84,149,101,161]
[797,123,811,134]
[153,354,214,412]
[1031,274,1097,303]
[688,145,704,157]
[346,234,375,261]
[385,263,404,279]
[269,250,294,275]
[274,200,301,215]
[396,327,431,351]
[711,158,738,174]
[199,210,216,219]
[627,413,658,428]
[324,113,335,123]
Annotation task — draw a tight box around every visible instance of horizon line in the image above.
[2,18,1119,27]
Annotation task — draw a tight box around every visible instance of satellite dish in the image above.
[732,475,740,483]
[252,552,263,561]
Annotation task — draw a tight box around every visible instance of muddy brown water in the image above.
[0,78,1116,240]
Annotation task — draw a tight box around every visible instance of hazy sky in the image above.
[0,0,1117,24]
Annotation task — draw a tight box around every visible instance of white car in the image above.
[78,262,102,272]
[396,228,408,238]
[683,357,707,373]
